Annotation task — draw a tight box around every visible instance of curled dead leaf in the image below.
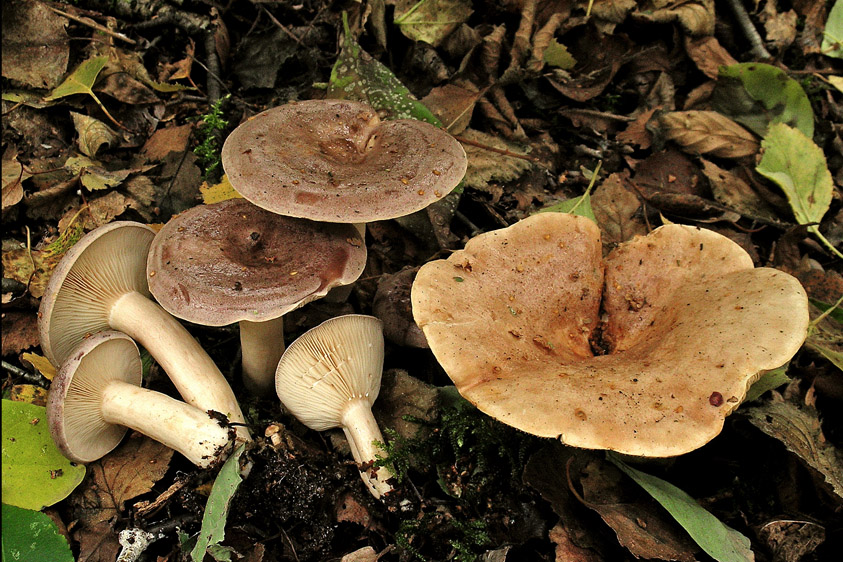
[658,110,759,158]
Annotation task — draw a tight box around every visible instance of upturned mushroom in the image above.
[275,314,394,498]
[147,198,367,395]
[48,331,234,468]
[38,221,250,442]
[412,213,809,457]
[220,99,467,230]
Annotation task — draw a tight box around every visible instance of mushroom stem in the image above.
[341,398,394,499]
[101,380,233,468]
[239,317,285,396]
[108,290,251,443]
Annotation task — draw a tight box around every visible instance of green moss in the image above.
[193,95,230,181]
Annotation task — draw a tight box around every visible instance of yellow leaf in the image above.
[200,175,242,204]
[20,353,57,380]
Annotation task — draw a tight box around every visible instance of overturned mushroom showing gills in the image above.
[147,198,367,395]
[412,213,810,457]
[38,222,250,442]
[275,314,394,498]
[221,99,467,226]
[48,331,233,468]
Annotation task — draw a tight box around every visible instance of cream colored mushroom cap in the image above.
[411,213,809,457]
[38,221,156,366]
[275,315,385,431]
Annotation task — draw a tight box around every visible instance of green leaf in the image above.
[328,13,441,125]
[744,364,790,403]
[190,444,246,562]
[393,0,473,47]
[543,40,577,70]
[756,123,840,258]
[43,56,108,101]
[713,63,814,138]
[2,503,74,562]
[822,0,843,59]
[607,453,754,562]
[1,400,86,510]
[538,193,596,222]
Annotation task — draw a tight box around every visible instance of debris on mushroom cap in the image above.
[411,213,810,457]
[221,99,467,223]
[275,314,385,431]
[147,198,367,326]
[39,221,156,366]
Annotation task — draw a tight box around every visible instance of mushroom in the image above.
[147,198,367,395]
[275,314,394,498]
[38,221,251,443]
[48,331,233,468]
[412,213,809,457]
[220,99,467,231]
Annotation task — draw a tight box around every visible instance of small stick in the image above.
[47,5,136,45]
[722,0,772,60]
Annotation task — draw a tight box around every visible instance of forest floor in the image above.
[2,1,842,561]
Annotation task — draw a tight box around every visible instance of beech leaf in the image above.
[2,503,74,562]
[755,123,839,257]
[393,0,473,47]
[822,0,843,59]
[658,111,758,158]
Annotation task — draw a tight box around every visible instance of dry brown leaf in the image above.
[634,0,715,36]
[549,523,601,562]
[70,112,120,158]
[591,172,648,251]
[421,83,479,135]
[700,159,780,222]
[140,124,194,162]
[761,2,798,50]
[75,521,121,562]
[459,128,533,191]
[1,0,69,89]
[2,152,29,211]
[684,35,738,79]
[658,110,759,158]
[1,311,39,356]
[341,546,378,562]
[68,433,174,526]
[58,191,131,231]
[8,384,48,406]
[616,107,657,149]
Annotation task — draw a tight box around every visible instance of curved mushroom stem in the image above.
[341,398,394,499]
[101,380,233,468]
[239,317,285,396]
[109,291,252,443]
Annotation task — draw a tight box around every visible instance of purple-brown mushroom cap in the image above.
[147,198,367,326]
[220,99,467,223]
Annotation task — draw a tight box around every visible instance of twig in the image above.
[46,4,136,45]
[453,134,541,164]
[722,0,772,60]
[204,32,223,103]
[1,361,52,388]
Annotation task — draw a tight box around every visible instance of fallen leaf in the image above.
[543,39,577,70]
[341,546,378,562]
[806,303,843,372]
[393,0,473,47]
[69,432,173,526]
[1,311,39,356]
[74,521,121,562]
[633,0,715,36]
[8,384,48,407]
[684,35,738,79]
[761,3,798,50]
[20,352,57,380]
[190,444,245,562]
[616,107,657,149]
[744,400,843,499]
[96,71,160,105]
[608,453,755,562]
[335,492,373,528]
[580,459,697,561]
[700,159,780,223]
[713,63,815,138]
[2,151,30,211]
[200,175,242,205]
[460,128,533,190]
[43,55,123,130]
[421,83,479,135]
[658,110,759,159]
[1,0,69,89]
[756,123,839,258]
[1,399,87,510]
[70,112,120,157]
[140,124,194,162]
[591,172,648,250]
[821,0,843,58]
[1,503,74,562]
[548,523,601,562]
[758,518,825,562]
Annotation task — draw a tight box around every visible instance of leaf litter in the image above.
[1,0,842,561]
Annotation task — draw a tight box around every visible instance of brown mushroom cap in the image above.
[220,99,467,223]
[39,221,155,366]
[47,331,142,463]
[147,198,367,326]
[412,213,809,457]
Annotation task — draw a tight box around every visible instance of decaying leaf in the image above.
[700,159,780,223]
[744,400,843,499]
[658,110,759,158]
[1,311,39,356]
[421,83,479,135]
[199,175,242,205]
[2,152,30,211]
[821,0,843,58]
[1,0,69,89]
[68,433,174,526]
[20,352,57,380]
[70,112,120,158]
[806,303,843,372]
[591,172,648,250]
[542,40,577,70]
[64,155,130,191]
[684,35,738,79]
[43,56,123,130]
[633,0,716,36]
[459,128,533,191]
[756,123,839,258]
[392,0,473,47]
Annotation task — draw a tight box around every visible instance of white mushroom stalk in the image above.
[239,317,286,394]
[39,222,251,443]
[48,332,234,468]
[275,314,394,499]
